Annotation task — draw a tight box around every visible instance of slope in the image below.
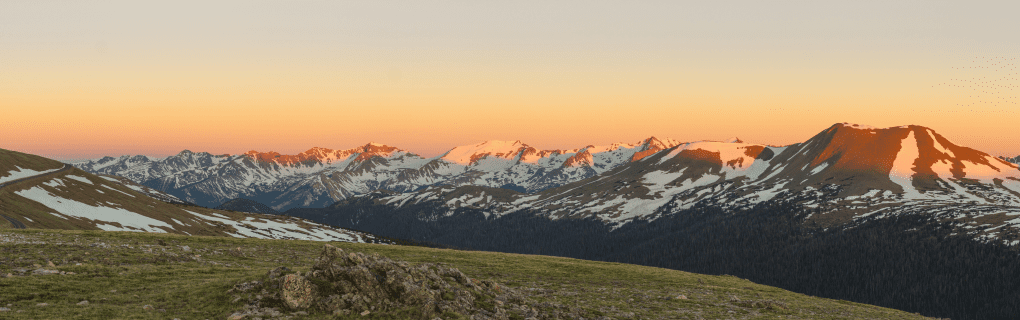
[0,148,379,243]
[0,228,942,319]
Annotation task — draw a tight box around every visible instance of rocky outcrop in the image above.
[228,244,539,319]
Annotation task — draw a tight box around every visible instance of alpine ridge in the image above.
[71,137,682,211]
[331,123,1020,233]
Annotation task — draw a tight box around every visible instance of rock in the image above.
[142,305,154,311]
[36,303,48,307]
[230,281,262,293]
[47,261,56,267]
[77,300,89,306]
[0,307,8,312]
[182,246,191,252]
[676,294,688,300]
[31,269,60,276]
[280,274,315,309]
[227,244,533,319]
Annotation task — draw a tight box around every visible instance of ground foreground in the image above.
[0,229,943,319]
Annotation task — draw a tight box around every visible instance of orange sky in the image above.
[2,1,1018,159]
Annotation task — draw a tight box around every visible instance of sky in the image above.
[2,0,1019,160]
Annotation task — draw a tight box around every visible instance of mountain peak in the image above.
[632,136,681,161]
[441,140,529,165]
[790,123,1019,198]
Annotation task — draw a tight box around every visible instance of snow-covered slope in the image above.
[334,123,1020,245]
[1,148,382,242]
[72,138,683,211]
[94,174,192,205]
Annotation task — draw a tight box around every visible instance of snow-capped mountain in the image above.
[71,138,682,211]
[319,123,1020,246]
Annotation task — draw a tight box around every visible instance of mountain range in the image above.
[72,123,1020,241]
[329,123,1020,235]
[70,137,684,211]
[64,123,1020,319]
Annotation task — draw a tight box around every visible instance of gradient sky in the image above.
[2,1,1019,160]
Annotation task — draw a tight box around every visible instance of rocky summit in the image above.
[228,244,547,320]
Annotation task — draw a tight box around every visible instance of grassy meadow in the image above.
[0,229,940,319]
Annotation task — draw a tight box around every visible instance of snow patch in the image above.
[186,210,359,242]
[1,166,61,184]
[810,163,829,175]
[889,131,924,199]
[15,186,171,232]
[64,175,93,185]
[102,185,136,197]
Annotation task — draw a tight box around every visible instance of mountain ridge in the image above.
[71,137,684,210]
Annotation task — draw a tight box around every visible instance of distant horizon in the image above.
[25,122,1020,162]
[4,2,1019,160]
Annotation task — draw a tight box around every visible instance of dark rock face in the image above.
[228,244,538,320]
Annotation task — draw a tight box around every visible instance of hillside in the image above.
[0,148,380,243]
[0,228,943,319]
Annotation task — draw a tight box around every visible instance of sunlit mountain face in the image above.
[70,137,684,211]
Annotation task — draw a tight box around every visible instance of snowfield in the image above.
[15,185,172,233]
[0,166,62,184]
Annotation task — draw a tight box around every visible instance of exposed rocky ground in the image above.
[228,244,554,320]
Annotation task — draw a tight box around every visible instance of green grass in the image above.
[0,229,939,319]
